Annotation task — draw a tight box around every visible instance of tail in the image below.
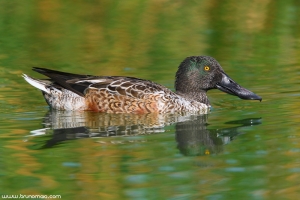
[26,67,90,97]
[22,74,50,94]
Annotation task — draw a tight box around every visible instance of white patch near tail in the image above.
[22,74,50,94]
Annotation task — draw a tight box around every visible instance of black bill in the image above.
[216,73,262,101]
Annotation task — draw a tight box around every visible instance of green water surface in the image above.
[1,1,300,200]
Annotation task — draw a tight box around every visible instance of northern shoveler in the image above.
[23,56,262,114]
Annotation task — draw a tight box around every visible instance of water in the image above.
[1,1,300,199]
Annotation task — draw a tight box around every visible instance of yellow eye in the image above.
[204,66,210,71]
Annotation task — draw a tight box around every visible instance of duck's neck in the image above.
[175,74,210,105]
[176,89,210,105]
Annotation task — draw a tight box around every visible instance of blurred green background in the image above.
[1,0,300,199]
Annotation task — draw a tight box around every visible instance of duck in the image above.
[23,56,262,114]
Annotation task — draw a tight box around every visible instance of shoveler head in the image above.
[175,56,262,104]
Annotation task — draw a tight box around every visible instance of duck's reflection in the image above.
[28,110,261,155]
[175,115,261,156]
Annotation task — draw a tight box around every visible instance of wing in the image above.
[84,77,173,99]
[32,67,173,98]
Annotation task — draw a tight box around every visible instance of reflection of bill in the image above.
[27,110,261,156]
[176,117,262,156]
